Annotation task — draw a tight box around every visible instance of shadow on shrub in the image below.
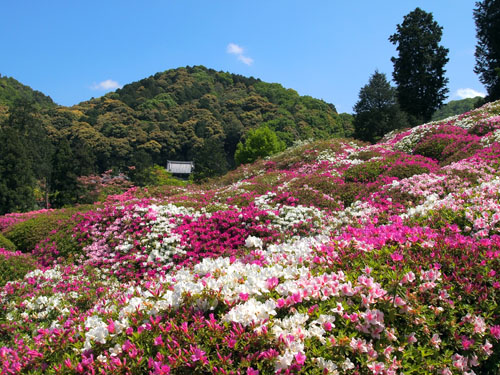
[0,249,38,286]
[0,234,16,251]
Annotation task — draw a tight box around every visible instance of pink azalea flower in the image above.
[490,325,500,339]
[482,340,493,355]
[390,252,403,262]
[266,277,279,290]
[367,361,385,375]
[294,352,306,365]
[407,332,417,344]
[461,336,474,350]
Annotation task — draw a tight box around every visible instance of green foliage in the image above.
[389,8,449,123]
[4,212,69,252]
[193,136,229,180]
[353,71,408,143]
[0,250,38,286]
[0,67,350,213]
[383,163,430,179]
[431,97,484,120]
[234,126,286,165]
[344,160,385,183]
[474,0,500,101]
[0,98,55,213]
[0,126,36,214]
[0,75,54,108]
[0,233,16,251]
[50,137,79,207]
[146,165,187,187]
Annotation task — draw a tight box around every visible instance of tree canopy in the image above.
[353,71,408,143]
[474,0,500,101]
[431,97,484,121]
[389,7,449,124]
[0,66,351,213]
[234,126,285,165]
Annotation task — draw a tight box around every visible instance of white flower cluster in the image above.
[134,204,196,264]
[481,128,500,145]
[24,267,63,283]
[253,191,324,233]
[393,124,436,153]
[245,235,263,249]
[222,298,277,326]
[84,315,109,350]
[269,204,323,232]
[402,193,442,219]
[22,293,68,320]
[316,144,359,167]
[331,199,380,227]
[273,313,309,370]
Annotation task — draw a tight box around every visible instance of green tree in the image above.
[234,126,285,165]
[389,7,449,124]
[353,71,408,143]
[0,126,36,214]
[50,138,78,207]
[193,136,229,180]
[431,97,484,121]
[7,98,54,208]
[474,0,500,101]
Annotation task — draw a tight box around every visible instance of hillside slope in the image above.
[0,67,353,212]
[0,74,55,122]
[54,65,352,175]
[0,75,55,108]
[431,96,483,121]
[1,101,500,374]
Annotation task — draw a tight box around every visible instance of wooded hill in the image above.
[0,66,353,213]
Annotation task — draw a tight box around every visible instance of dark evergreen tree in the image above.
[128,149,154,186]
[7,98,54,207]
[0,126,36,214]
[474,0,500,101]
[193,136,229,180]
[389,8,449,124]
[50,138,78,207]
[353,71,408,143]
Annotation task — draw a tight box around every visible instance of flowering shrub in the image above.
[0,234,15,251]
[77,170,133,203]
[1,100,500,374]
[0,248,38,286]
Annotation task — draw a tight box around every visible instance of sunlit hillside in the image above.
[1,101,500,374]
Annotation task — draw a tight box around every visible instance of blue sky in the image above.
[0,1,485,113]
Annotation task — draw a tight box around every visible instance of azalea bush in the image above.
[0,233,15,251]
[0,248,38,286]
[1,101,500,374]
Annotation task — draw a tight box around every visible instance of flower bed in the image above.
[1,101,500,374]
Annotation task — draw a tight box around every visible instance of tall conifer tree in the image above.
[389,8,449,124]
[474,0,500,101]
[353,71,408,143]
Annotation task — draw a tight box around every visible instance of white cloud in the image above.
[91,79,122,91]
[227,43,253,65]
[455,88,486,99]
[227,43,244,55]
[238,55,254,65]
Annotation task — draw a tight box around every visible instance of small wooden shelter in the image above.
[166,160,194,175]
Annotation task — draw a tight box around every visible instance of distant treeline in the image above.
[0,66,353,214]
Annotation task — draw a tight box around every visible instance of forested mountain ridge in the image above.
[65,66,352,174]
[431,96,484,121]
[0,66,353,213]
[0,75,55,122]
